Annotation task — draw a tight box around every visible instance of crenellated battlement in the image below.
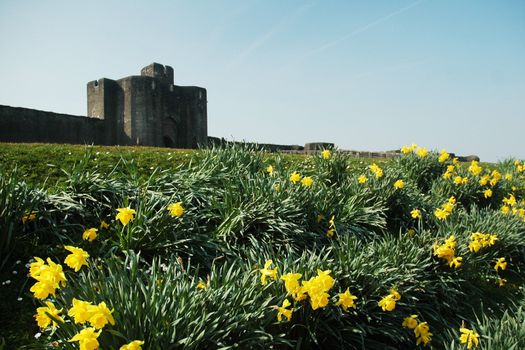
[140,63,174,85]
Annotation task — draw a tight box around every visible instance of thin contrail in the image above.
[226,1,316,72]
[300,0,426,59]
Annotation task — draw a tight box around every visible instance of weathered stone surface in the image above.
[1,63,207,149]
[304,142,334,154]
[0,105,106,145]
[458,155,480,162]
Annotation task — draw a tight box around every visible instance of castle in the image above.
[0,63,207,148]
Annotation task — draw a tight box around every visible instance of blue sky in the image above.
[0,0,524,161]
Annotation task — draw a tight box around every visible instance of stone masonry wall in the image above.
[0,105,106,145]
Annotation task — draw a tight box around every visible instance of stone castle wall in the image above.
[0,63,207,149]
[0,105,106,145]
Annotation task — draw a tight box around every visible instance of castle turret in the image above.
[140,63,174,85]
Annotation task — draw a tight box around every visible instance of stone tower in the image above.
[87,63,207,148]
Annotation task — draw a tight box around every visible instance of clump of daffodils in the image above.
[468,161,483,176]
[469,232,497,253]
[443,165,456,179]
[433,235,462,268]
[403,315,432,346]
[301,269,336,310]
[438,150,450,163]
[68,299,116,329]
[369,163,384,178]
[434,196,456,221]
[272,267,346,322]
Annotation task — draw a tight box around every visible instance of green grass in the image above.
[1,142,521,349]
[0,143,381,187]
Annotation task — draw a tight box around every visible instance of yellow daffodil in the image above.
[369,163,384,178]
[22,211,37,224]
[468,161,483,176]
[415,322,432,346]
[301,270,335,310]
[433,235,458,266]
[335,288,358,311]
[64,246,89,272]
[35,301,64,329]
[401,145,413,154]
[328,215,335,228]
[394,179,405,189]
[449,256,463,269]
[411,209,421,219]
[483,189,492,198]
[289,171,301,184]
[82,228,98,242]
[438,150,450,163]
[321,149,331,159]
[416,147,428,158]
[503,194,517,207]
[120,340,145,350]
[29,258,67,299]
[378,289,400,312]
[358,175,368,184]
[116,207,136,226]
[88,301,116,329]
[402,314,418,329]
[459,326,480,349]
[378,294,397,312]
[434,208,450,220]
[281,273,302,296]
[30,280,57,300]
[309,291,330,310]
[197,281,207,290]
[266,164,274,175]
[100,220,110,229]
[301,176,313,187]
[259,260,278,285]
[494,257,507,271]
[479,175,490,186]
[498,277,507,287]
[68,327,101,350]
[29,257,46,278]
[167,202,184,218]
[275,299,293,322]
[68,298,94,324]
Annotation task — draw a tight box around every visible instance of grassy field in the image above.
[1,142,524,349]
